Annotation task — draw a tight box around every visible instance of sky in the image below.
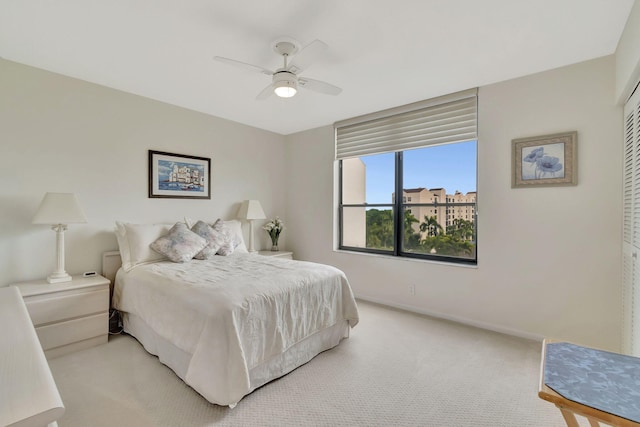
[361,141,477,204]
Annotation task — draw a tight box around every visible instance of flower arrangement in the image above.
[263,217,284,251]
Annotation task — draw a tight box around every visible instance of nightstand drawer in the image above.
[24,288,109,326]
[257,250,293,260]
[35,312,108,351]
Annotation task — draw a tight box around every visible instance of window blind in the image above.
[335,88,477,160]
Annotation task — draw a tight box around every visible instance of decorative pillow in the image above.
[211,219,235,256]
[150,222,207,263]
[182,217,248,253]
[184,216,195,229]
[115,222,172,272]
[224,219,248,253]
[191,220,225,260]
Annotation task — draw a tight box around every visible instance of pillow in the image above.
[185,217,247,252]
[114,222,132,270]
[224,219,248,253]
[191,220,225,260]
[150,222,207,263]
[115,222,172,272]
[211,219,235,256]
[184,216,195,229]
[184,217,248,253]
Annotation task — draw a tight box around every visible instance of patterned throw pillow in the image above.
[211,219,235,256]
[150,222,207,263]
[191,220,226,260]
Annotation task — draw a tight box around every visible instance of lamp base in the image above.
[47,223,72,284]
[47,272,72,284]
[248,220,257,253]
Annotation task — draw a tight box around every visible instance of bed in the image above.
[104,220,359,408]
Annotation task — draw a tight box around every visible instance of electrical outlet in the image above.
[408,284,416,295]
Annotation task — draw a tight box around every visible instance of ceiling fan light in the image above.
[274,84,297,98]
[273,71,298,98]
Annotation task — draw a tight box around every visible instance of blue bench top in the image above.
[544,342,640,423]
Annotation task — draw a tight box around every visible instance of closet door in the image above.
[623,85,640,356]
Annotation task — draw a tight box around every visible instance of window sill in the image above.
[333,248,478,269]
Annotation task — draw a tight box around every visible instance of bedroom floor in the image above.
[47,300,590,426]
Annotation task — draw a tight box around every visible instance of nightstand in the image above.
[257,250,294,260]
[12,274,110,359]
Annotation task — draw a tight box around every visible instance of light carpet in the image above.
[48,300,578,426]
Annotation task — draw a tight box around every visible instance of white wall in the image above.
[616,0,640,102]
[0,59,287,286]
[286,55,623,351]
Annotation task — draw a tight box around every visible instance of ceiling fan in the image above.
[214,38,342,100]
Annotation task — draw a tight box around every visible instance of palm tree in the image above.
[446,218,475,241]
[404,210,421,249]
[420,215,443,237]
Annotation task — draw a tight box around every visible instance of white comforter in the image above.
[112,254,359,406]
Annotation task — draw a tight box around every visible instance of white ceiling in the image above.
[0,1,634,135]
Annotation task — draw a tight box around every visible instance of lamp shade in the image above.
[237,200,266,220]
[32,193,87,225]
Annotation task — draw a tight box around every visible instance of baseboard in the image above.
[356,295,545,342]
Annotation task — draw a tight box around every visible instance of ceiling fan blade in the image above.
[287,39,328,74]
[298,77,342,96]
[256,84,274,100]
[214,56,273,76]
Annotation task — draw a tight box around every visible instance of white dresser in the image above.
[12,275,110,359]
[0,286,64,427]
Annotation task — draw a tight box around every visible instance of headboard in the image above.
[102,251,122,288]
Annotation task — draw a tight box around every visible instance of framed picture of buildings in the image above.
[148,150,211,199]
[511,131,577,188]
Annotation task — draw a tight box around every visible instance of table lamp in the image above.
[32,193,87,283]
[237,200,266,253]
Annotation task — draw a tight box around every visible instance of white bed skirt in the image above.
[122,312,350,404]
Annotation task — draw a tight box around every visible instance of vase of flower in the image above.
[263,217,284,252]
[269,232,279,251]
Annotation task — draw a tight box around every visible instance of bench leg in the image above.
[559,407,581,427]
[587,419,601,427]
[558,406,602,427]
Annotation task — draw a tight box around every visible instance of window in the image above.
[336,89,477,264]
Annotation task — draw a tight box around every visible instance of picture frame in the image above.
[148,150,211,199]
[511,131,577,188]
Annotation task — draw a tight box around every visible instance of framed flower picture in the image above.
[511,131,577,188]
